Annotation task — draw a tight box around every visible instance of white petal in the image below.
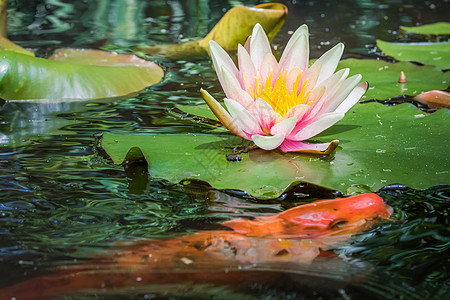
[307,68,349,117]
[320,68,350,97]
[279,26,309,72]
[321,74,362,114]
[280,25,308,64]
[209,40,240,92]
[224,98,264,136]
[221,66,254,108]
[310,43,344,85]
[292,112,344,141]
[252,134,285,150]
[250,23,272,71]
[271,117,296,136]
[200,89,247,139]
[301,61,321,89]
[335,81,368,113]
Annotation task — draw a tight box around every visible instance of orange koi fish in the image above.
[0,193,392,300]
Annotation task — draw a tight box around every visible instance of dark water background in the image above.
[0,0,449,299]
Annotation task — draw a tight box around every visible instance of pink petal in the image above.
[209,40,241,93]
[304,86,325,110]
[285,67,302,89]
[309,43,344,85]
[291,112,344,141]
[238,44,256,90]
[335,81,368,114]
[271,117,296,136]
[252,98,277,132]
[221,66,255,108]
[250,23,272,71]
[279,139,338,153]
[259,52,279,85]
[224,98,264,137]
[284,104,309,121]
[300,61,321,92]
[279,25,309,72]
[251,134,285,150]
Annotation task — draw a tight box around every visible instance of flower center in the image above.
[250,70,312,117]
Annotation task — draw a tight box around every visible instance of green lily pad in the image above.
[338,58,450,100]
[48,48,145,66]
[0,49,164,102]
[175,103,221,122]
[0,36,34,56]
[400,22,450,35]
[136,3,287,59]
[376,40,450,70]
[101,103,450,199]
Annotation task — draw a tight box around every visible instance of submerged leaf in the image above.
[400,22,450,35]
[137,3,287,59]
[0,49,163,102]
[337,59,449,100]
[376,40,450,70]
[102,103,450,199]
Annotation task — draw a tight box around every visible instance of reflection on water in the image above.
[1,0,449,299]
[0,101,86,146]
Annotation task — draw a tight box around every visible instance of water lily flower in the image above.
[200,23,368,154]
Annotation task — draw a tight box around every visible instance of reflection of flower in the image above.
[201,24,367,153]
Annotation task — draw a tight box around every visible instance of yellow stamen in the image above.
[251,70,312,117]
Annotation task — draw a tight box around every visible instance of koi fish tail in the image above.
[0,268,105,300]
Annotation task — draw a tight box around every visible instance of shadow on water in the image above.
[1,0,449,299]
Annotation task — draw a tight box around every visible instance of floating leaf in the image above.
[400,22,450,35]
[338,58,450,100]
[49,48,148,66]
[102,103,450,199]
[0,49,163,102]
[376,40,450,70]
[0,36,34,56]
[175,103,221,122]
[136,3,287,59]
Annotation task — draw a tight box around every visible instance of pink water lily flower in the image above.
[200,23,368,154]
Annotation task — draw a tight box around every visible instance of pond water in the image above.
[0,0,449,299]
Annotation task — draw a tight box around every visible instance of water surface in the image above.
[1,1,449,299]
